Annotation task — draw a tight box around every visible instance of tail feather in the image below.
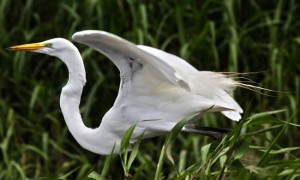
[189,71,243,121]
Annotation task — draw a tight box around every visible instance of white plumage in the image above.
[8,30,243,155]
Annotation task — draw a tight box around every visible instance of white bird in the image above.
[8,30,244,155]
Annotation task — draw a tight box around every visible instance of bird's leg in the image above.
[182,124,231,140]
[187,124,231,133]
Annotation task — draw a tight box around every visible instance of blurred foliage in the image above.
[0,0,299,179]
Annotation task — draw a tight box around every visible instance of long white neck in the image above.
[58,49,117,155]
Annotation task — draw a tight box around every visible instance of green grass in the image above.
[0,0,299,179]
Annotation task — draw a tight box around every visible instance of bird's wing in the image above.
[136,45,199,80]
[72,30,243,121]
[137,45,243,121]
[72,30,190,91]
[137,45,243,120]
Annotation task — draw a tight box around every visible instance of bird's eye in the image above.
[45,43,53,48]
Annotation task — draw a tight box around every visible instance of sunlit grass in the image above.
[0,0,299,179]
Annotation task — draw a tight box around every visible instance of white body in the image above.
[10,30,243,155]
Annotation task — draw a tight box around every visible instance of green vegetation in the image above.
[1,0,299,179]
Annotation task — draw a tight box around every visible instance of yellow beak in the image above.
[7,42,46,51]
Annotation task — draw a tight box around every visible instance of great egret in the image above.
[8,30,245,155]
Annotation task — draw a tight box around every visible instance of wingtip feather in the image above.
[72,30,112,42]
[221,111,242,121]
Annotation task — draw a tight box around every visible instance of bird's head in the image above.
[7,38,77,59]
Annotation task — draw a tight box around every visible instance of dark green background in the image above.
[1,0,299,179]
